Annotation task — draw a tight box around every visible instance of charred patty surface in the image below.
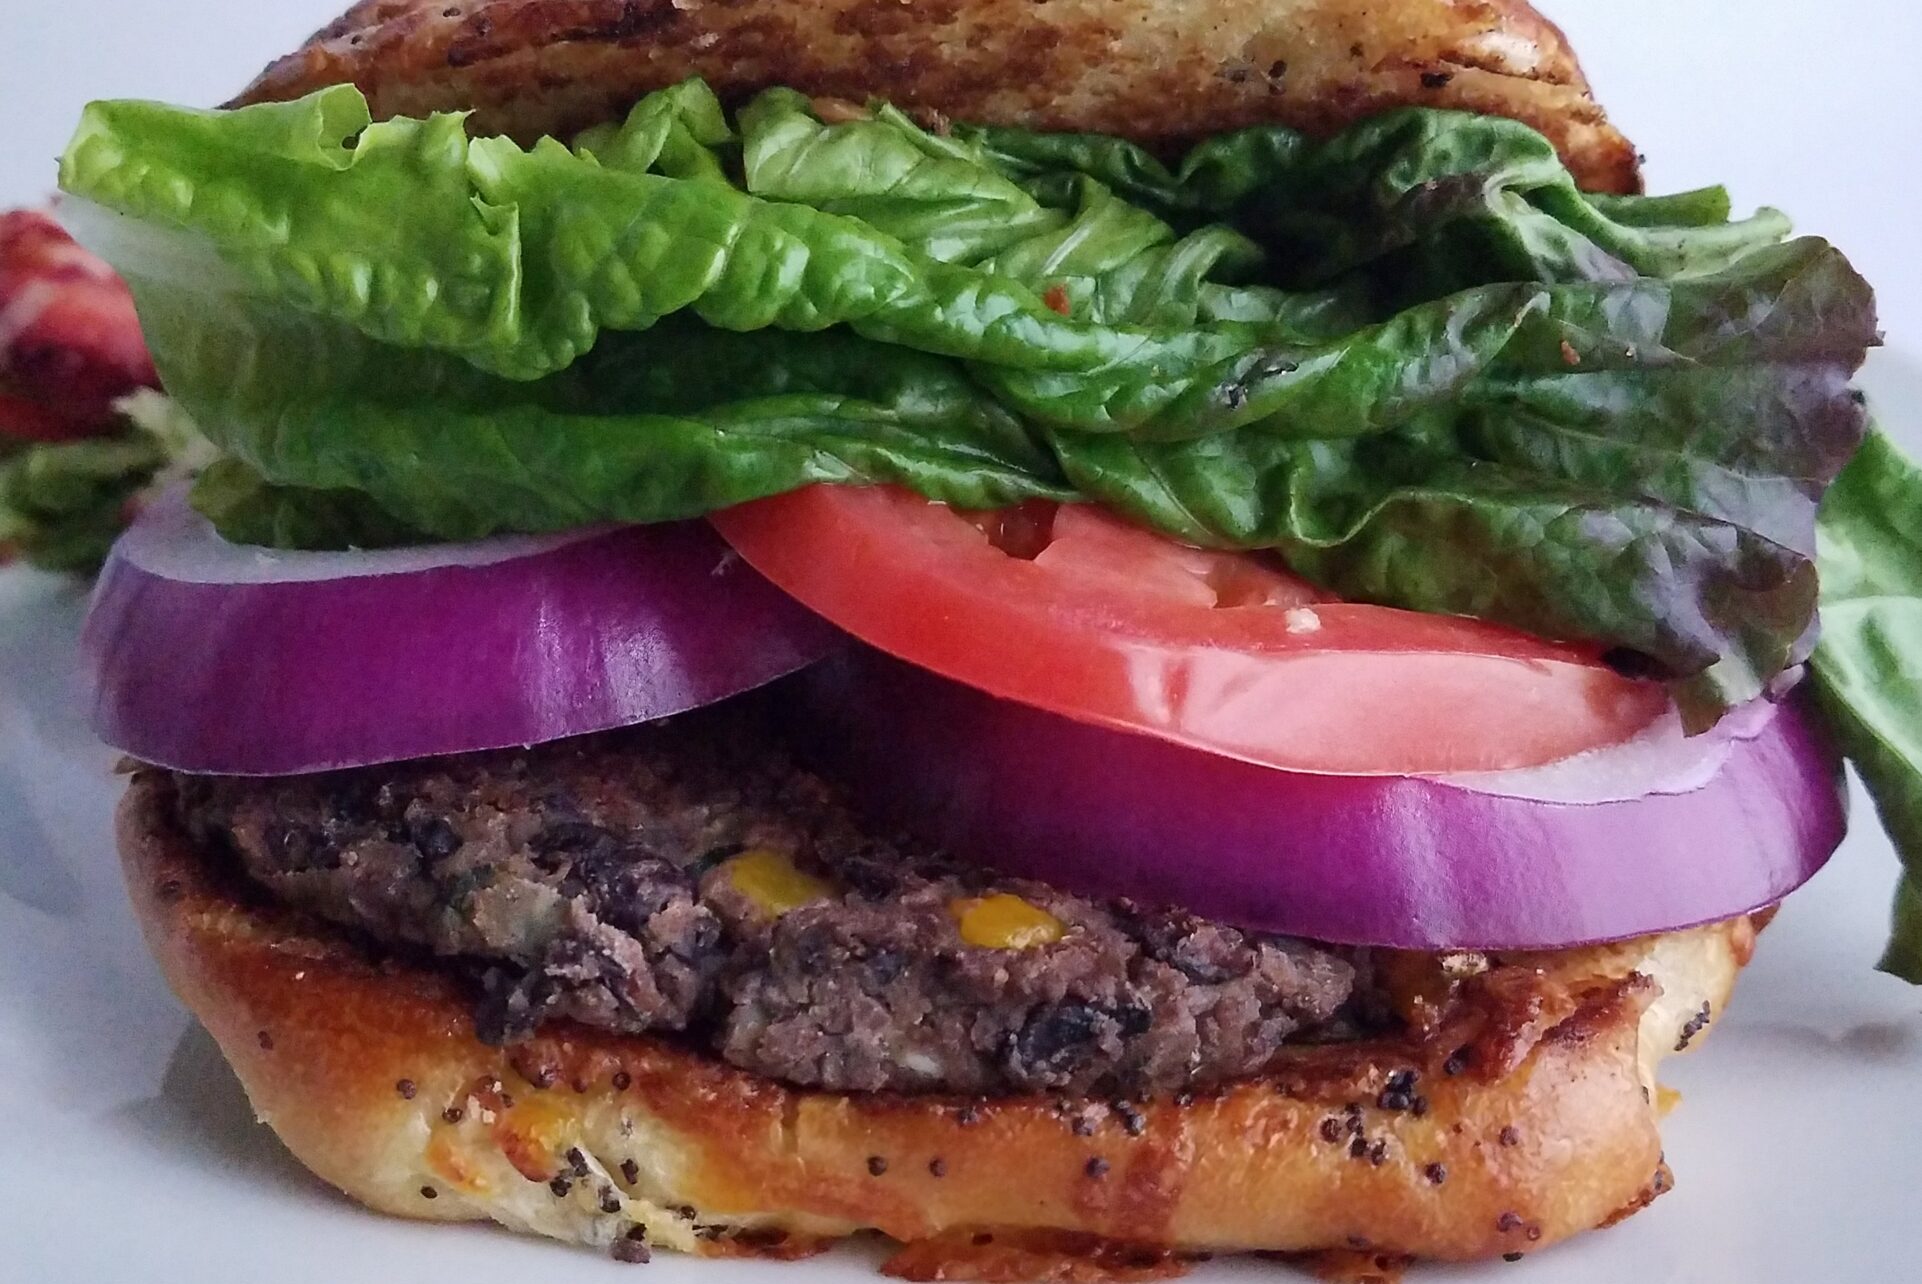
[170,698,1361,1097]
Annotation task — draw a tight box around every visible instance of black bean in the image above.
[407,815,462,862]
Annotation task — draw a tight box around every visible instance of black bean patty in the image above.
[169,697,1363,1098]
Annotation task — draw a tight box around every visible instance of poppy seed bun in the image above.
[120,773,1752,1269]
[236,0,1640,193]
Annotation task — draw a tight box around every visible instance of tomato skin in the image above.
[712,485,1668,774]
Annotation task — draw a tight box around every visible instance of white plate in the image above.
[2,3,1920,1280]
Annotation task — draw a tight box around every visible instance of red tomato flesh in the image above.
[712,485,1668,775]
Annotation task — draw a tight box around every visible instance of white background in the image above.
[2,3,1921,1283]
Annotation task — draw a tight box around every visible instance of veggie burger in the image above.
[7,0,1916,1274]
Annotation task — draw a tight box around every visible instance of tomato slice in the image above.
[711,486,1669,774]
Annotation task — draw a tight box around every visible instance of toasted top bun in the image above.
[121,773,1750,1271]
[237,0,1640,193]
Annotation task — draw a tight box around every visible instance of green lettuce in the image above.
[0,391,215,573]
[57,80,1878,726]
[1811,430,1922,981]
[968,111,1792,291]
[0,436,164,574]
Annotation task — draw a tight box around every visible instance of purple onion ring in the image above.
[795,648,1848,950]
[84,490,839,775]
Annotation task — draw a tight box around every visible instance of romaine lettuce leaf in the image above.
[57,80,1878,723]
[1811,430,1922,981]
[967,107,1792,290]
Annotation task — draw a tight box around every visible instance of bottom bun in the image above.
[119,775,1754,1275]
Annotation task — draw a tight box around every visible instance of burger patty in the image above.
[169,696,1365,1098]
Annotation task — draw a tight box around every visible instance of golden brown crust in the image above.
[119,775,1748,1272]
[235,0,1640,193]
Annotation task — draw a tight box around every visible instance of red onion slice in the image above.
[795,649,1848,951]
[84,490,840,775]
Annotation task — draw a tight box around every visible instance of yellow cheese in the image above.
[723,849,832,916]
[951,894,1066,950]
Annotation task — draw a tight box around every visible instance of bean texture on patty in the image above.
[170,696,1362,1097]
